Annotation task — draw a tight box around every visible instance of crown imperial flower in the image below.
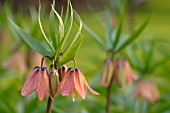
[100,59,114,87]
[112,59,138,87]
[133,79,160,103]
[21,66,51,101]
[56,68,99,101]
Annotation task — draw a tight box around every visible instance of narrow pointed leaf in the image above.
[9,19,52,57]
[49,0,57,48]
[64,0,70,27]
[125,46,142,71]
[58,35,84,66]
[115,16,150,53]
[68,10,82,48]
[54,3,73,58]
[60,6,64,19]
[113,7,124,50]
[56,3,73,54]
[83,22,105,48]
[38,3,55,52]
[51,5,64,44]
[144,41,155,72]
[105,10,112,49]
[65,3,73,39]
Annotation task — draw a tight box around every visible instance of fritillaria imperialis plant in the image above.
[84,3,149,113]
[126,39,161,103]
[9,1,99,113]
[133,79,160,103]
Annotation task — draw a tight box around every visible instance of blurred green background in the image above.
[0,0,170,113]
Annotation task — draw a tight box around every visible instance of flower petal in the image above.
[87,85,100,95]
[123,60,133,84]
[56,69,75,97]
[36,67,50,101]
[21,67,40,96]
[58,65,68,81]
[74,69,87,99]
[75,69,100,99]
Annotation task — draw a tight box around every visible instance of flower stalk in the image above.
[46,96,53,113]
[106,79,113,113]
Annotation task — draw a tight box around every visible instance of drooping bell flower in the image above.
[112,59,138,87]
[100,59,114,87]
[56,68,99,101]
[21,66,51,101]
[116,60,126,87]
[133,79,160,103]
[58,65,68,82]
[123,60,138,84]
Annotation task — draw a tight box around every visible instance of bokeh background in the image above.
[0,0,170,113]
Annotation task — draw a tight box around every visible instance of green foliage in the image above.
[84,4,149,55]
[49,0,57,49]
[38,3,55,52]
[9,0,84,66]
[1,0,170,113]
[58,35,84,66]
[9,19,52,57]
[114,16,150,53]
[112,8,124,49]
[125,38,166,75]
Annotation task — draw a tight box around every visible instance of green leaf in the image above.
[115,16,150,53]
[49,0,57,49]
[60,6,64,19]
[143,40,155,72]
[51,4,64,45]
[105,10,112,49]
[54,3,73,57]
[58,3,73,51]
[64,0,70,27]
[113,6,124,50]
[58,35,84,66]
[125,46,142,71]
[38,3,55,52]
[68,10,82,48]
[56,8,81,56]
[64,3,73,40]
[83,22,105,49]
[9,19,52,57]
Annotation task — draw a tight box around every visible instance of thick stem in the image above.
[46,96,53,113]
[106,81,112,113]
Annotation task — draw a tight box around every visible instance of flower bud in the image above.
[100,59,114,87]
[117,60,126,88]
[50,65,60,97]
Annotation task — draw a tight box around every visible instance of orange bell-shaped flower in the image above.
[133,79,160,103]
[56,68,99,101]
[21,66,51,101]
